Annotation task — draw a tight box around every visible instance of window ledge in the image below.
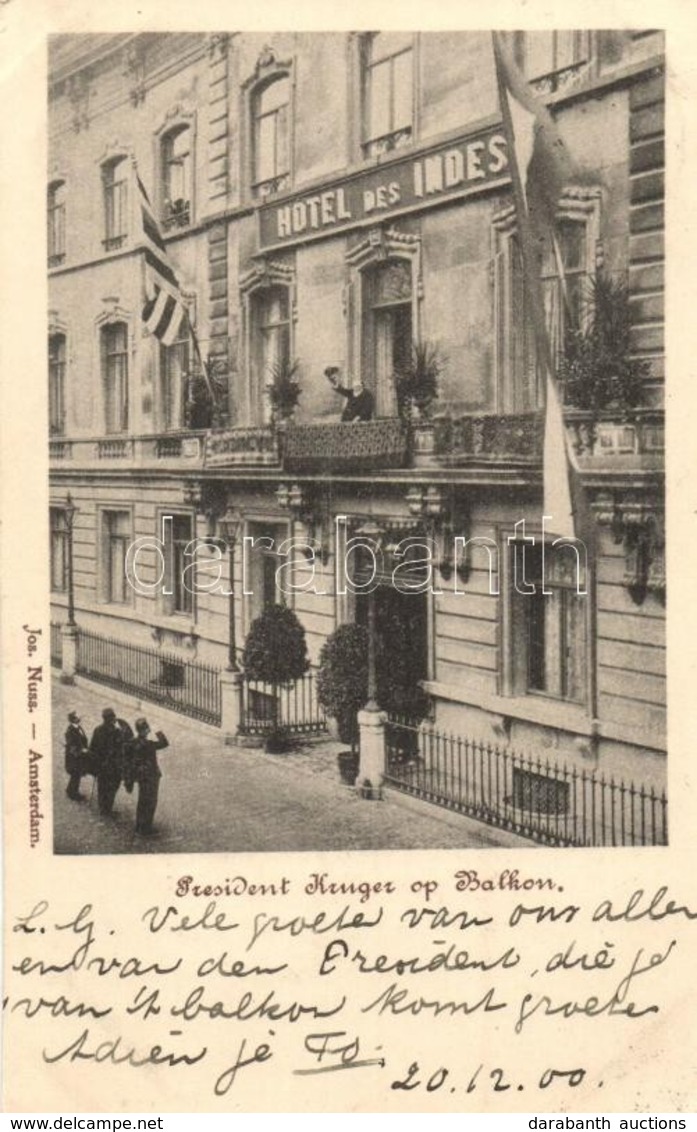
[422,679,591,735]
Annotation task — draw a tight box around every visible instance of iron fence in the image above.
[50,622,63,666]
[76,628,221,726]
[240,670,327,737]
[385,716,667,848]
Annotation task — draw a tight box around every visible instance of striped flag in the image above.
[137,171,188,347]
[492,31,581,542]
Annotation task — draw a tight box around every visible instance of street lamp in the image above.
[63,492,78,627]
[355,519,384,713]
[218,507,243,671]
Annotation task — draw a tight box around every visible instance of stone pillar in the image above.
[358,708,387,790]
[60,623,78,685]
[220,668,243,745]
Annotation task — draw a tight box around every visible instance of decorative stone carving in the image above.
[124,42,147,106]
[67,73,90,133]
[592,489,665,605]
[209,33,230,61]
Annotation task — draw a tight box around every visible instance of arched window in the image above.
[161,124,192,228]
[47,181,66,265]
[101,322,129,434]
[252,75,290,198]
[102,156,129,249]
[48,332,66,435]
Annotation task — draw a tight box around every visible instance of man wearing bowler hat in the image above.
[88,707,133,815]
[64,710,89,801]
[126,717,169,836]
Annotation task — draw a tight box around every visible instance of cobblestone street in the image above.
[52,674,530,855]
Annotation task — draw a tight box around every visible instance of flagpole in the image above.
[492,32,555,382]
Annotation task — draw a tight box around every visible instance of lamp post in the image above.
[64,492,78,627]
[355,519,384,713]
[218,507,243,671]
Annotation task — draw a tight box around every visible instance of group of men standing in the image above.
[64,707,169,837]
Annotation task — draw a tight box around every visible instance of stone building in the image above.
[48,30,666,800]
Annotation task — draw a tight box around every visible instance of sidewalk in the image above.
[52,673,532,854]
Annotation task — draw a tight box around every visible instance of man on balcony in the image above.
[325,366,375,422]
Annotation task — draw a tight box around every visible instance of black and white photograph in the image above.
[46,28,667,855]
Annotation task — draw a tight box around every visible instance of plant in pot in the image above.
[394,340,447,423]
[266,357,302,425]
[558,272,648,443]
[316,624,368,785]
[241,603,310,753]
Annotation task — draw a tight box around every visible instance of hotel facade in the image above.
[48,31,666,804]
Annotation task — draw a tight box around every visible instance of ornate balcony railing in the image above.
[97,438,132,459]
[565,408,665,459]
[283,419,409,473]
[431,412,544,465]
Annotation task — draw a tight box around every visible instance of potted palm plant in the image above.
[394,341,447,462]
[558,272,648,449]
[394,341,446,420]
[316,624,369,785]
[241,604,310,753]
[267,357,302,424]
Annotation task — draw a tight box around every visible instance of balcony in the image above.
[48,427,278,472]
[204,426,279,468]
[426,412,544,467]
[282,419,409,474]
[565,408,664,463]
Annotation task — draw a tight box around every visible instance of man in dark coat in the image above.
[126,717,168,836]
[88,707,133,815]
[64,710,89,801]
[325,366,375,421]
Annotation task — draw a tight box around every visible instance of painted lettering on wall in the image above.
[261,127,509,249]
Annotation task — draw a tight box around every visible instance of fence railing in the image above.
[50,622,63,666]
[385,716,667,848]
[76,628,221,726]
[239,670,327,737]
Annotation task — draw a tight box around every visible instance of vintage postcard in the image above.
[2,0,696,1115]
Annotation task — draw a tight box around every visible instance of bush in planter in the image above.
[316,625,368,761]
[241,604,309,752]
[558,273,648,416]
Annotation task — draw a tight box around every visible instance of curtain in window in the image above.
[102,323,129,434]
[49,334,66,434]
[105,512,130,604]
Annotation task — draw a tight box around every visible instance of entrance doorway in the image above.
[355,582,429,718]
